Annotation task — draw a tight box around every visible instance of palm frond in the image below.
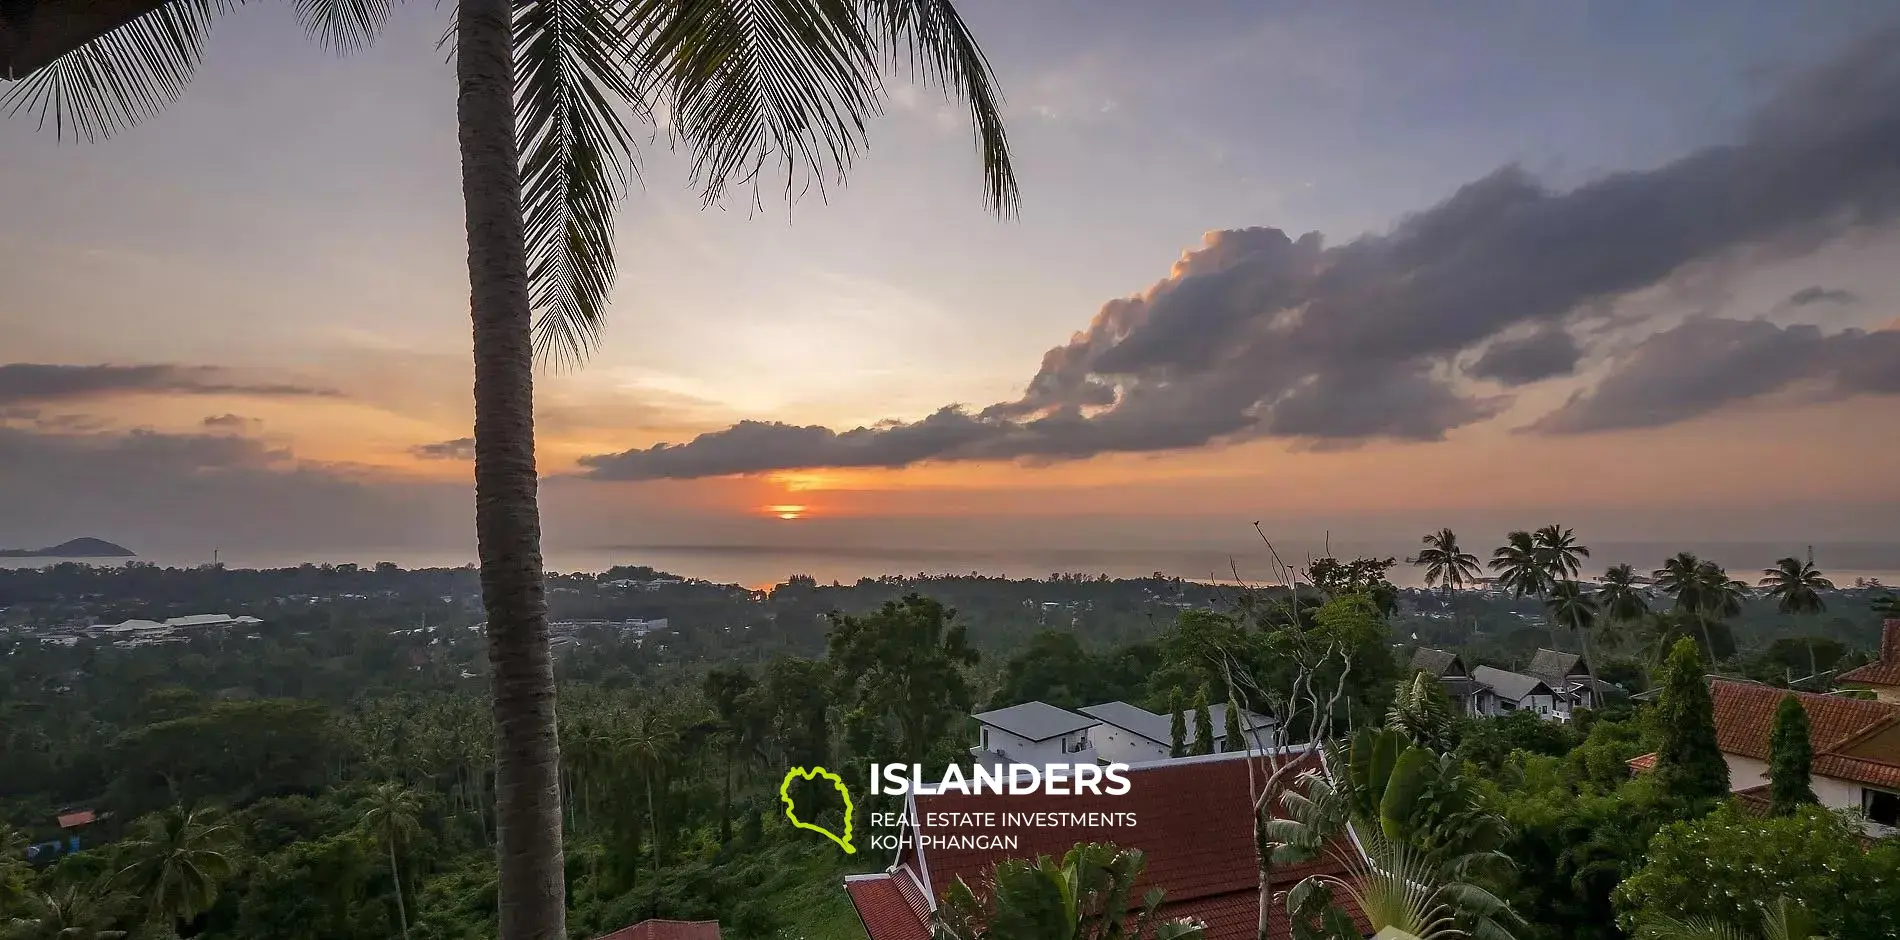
[515,0,651,366]
[861,0,1017,216]
[292,0,394,53]
[627,0,884,209]
[0,0,235,142]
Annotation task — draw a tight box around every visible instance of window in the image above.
[1866,788,1900,827]
[981,728,989,750]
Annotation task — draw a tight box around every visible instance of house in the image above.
[970,702,1100,767]
[591,920,720,940]
[1838,618,1900,704]
[1408,648,1492,716]
[1627,678,1900,834]
[1470,666,1563,720]
[843,748,1364,940]
[1079,701,1277,762]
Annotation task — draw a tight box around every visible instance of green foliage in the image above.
[112,805,240,926]
[1456,711,1581,775]
[1387,672,1457,753]
[1612,804,1900,939]
[109,699,341,816]
[1653,639,1728,806]
[935,842,1205,940]
[988,632,1156,711]
[1222,699,1243,753]
[1765,697,1815,816]
[829,594,979,767]
[1190,687,1214,756]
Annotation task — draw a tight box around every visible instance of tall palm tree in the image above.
[1593,563,1650,649]
[111,805,237,928]
[1491,531,1549,599]
[1547,579,1600,699]
[11,3,1020,937]
[1533,523,1591,581]
[1654,553,1717,661]
[1759,555,1833,618]
[360,782,425,940]
[1411,528,1482,630]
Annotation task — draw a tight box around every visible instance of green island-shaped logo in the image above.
[779,766,855,854]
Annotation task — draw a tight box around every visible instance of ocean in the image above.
[6,541,1898,591]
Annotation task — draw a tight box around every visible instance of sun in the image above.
[766,504,808,521]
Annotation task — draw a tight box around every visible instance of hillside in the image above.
[0,537,136,558]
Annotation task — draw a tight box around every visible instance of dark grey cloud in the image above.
[409,437,476,461]
[0,363,339,404]
[1527,318,1900,434]
[1785,286,1861,307]
[1466,326,1584,386]
[581,29,1900,481]
[201,413,259,430]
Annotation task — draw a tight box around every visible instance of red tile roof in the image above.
[56,810,96,828]
[591,920,720,940]
[1837,619,1900,688]
[845,876,931,940]
[844,750,1360,940]
[1626,678,1900,789]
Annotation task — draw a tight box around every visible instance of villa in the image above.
[971,699,1278,768]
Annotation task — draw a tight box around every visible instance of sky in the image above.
[4,0,1900,561]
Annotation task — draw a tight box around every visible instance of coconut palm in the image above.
[1412,528,1482,631]
[360,782,424,940]
[1636,896,1820,940]
[1655,553,1719,661]
[1491,531,1549,600]
[1532,523,1591,581]
[1546,579,1599,696]
[111,805,237,927]
[1593,563,1650,649]
[1759,556,1833,617]
[11,1,1020,935]
[3,885,130,940]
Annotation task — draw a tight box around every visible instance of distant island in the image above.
[0,537,136,558]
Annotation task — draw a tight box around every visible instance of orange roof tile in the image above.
[1629,679,1900,790]
[591,920,720,940]
[845,877,930,940]
[1837,619,1900,688]
[56,810,96,828]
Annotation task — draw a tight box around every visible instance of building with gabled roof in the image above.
[1627,678,1900,833]
[590,920,720,940]
[843,748,1365,940]
[970,701,1101,767]
[1838,618,1900,704]
[1470,666,1563,720]
[1408,647,1489,716]
[1078,701,1276,763]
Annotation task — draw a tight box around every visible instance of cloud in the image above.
[201,413,260,430]
[409,437,476,461]
[0,363,339,405]
[1526,318,1900,433]
[1465,326,1584,386]
[581,28,1900,481]
[1785,286,1861,307]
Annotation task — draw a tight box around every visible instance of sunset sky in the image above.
[4,1,1900,560]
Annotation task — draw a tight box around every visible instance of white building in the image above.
[1080,700,1277,762]
[1469,666,1563,720]
[970,702,1099,768]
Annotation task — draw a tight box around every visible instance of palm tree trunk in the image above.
[388,834,410,940]
[455,0,566,935]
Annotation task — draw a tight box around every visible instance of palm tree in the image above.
[1593,563,1650,649]
[1636,896,1820,940]
[1760,555,1833,617]
[1655,553,1717,660]
[360,782,424,940]
[3,885,129,940]
[616,709,677,865]
[934,842,1206,940]
[1411,528,1482,629]
[1387,672,1455,753]
[1269,729,1520,940]
[11,3,1020,936]
[1493,530,1553,642]
[1547,579,1600,697]
[1533,523,1591,580]
[111,805,237,928]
